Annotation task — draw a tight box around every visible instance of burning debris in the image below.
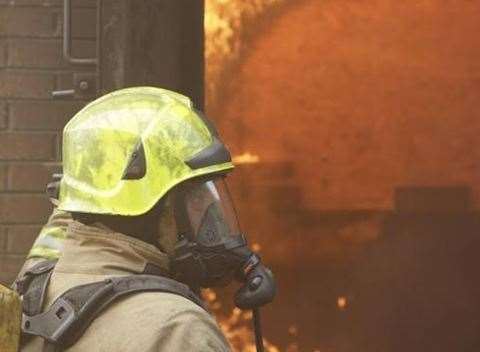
[204,288,280,352]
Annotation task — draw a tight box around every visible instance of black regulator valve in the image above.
[234,254,276,309]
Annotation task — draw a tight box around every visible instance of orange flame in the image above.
[204,288,282,352]
[233,152,261,165]
[205,0,286,111]
[337,296,348,310]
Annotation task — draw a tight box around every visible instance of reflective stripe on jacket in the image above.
[28,208,71,260]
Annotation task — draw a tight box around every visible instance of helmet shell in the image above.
[58,87,234,215]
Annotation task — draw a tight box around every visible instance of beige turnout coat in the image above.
[21,221,231,352]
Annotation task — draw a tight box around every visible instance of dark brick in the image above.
[0,71,55,99]
[0,0,97,7]
[0,7,60,37]
[0,272,16,285]
[60,8,97,39]
[0,0,59,6]
[0,254,25,285]
[7,39,96,68]
[0,272,16,286]
[0,132,56,160]
[6,225,41,254]
[74,0,97,7]
[0,101,7,129]
[10,100,85,130]
[55,71,73,91]
[0,164,6,191]
[0,40,6,67]
[7,162,60,191]
[55,132,61,160]
[0,226,6,252]
[0,194,51,223]
[78,0,97,7]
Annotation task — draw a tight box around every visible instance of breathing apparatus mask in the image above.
[172,175,276,309]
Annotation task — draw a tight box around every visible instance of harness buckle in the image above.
[22,298,76,344]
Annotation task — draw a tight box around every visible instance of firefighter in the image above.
[13,87,275,352]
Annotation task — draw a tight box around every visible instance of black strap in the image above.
[16,260,57,316]
[15,260,57,351]
[43,341,60,352]
[22,274,205,349]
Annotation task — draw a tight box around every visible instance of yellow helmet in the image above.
[58,87,234,215]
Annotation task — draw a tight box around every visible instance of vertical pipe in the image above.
[253,308,265,352]
[95,0,102,95]
[63,0,98,65]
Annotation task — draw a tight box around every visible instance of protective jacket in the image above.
[14,208,71,289]
[20,221,231,352]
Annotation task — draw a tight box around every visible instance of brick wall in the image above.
[0,0,96,285]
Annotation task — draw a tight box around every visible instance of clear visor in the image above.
[182,177,241,246]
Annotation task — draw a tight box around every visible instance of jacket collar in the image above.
[55,220,170,277]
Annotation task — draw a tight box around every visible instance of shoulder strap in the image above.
[22,274,205,350]
[15,260,58,316]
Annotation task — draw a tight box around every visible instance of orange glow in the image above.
[337,296,347,310]
[233,152,261,165]
[203,288,281,352]
[205,0,286,111]
[288,325,298,336]
[251,243,262,252]
[205,0,480,350]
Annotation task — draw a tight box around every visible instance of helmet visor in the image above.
[181,177,241,246]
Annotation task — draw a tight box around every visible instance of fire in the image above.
[205,0,287,111]
[233,152,261,165]
[204,3,296,349]
[251,243,262,252]
[337,296,347,310]
[204,288,281,352]
[288,325,298,336]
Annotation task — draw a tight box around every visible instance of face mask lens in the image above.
[183,178,241,244]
